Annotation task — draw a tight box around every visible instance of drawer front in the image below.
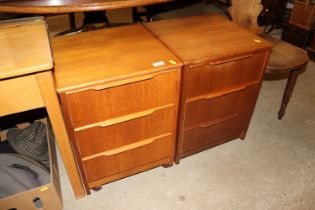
[82,134,173,183]
[186,52,266,99]
[75,106,176,158]
[184,84,259,128]
[182,111,251,153]
[64,69,179,128]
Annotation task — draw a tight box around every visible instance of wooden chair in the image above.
[230,0,309,119]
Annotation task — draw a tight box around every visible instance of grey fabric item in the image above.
[0,153,50,198]
[7,122,49,165]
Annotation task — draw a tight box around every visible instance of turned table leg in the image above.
[278,68,301,120]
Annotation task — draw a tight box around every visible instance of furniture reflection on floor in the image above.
[230,0,309,120]
[0,17,86,198]
[51,24,183,192]
[144,15,272,162]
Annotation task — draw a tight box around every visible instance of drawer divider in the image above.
[74,104,174,131]
[82,133,172,161]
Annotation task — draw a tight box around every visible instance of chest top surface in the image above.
[0,17,53,80]
[144,14,272,65]
[51,24,182,93]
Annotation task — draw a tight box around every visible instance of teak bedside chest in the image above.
[144,15,272,163]
[51,24,183,192]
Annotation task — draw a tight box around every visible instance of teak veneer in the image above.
[0,17,85,198]
[144,14,272,162]
[51,24,183,192]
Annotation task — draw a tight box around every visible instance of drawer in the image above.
[82,134,173,183]
[186,52,266,99]
[184,84,259,129]
[0,75,44,117]
[181,111,252,153]
[63,69,179,128]
[75,106,176,158]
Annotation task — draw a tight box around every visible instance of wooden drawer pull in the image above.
[198,113,240,128]
[74,104,174,131]
[82,133,172,161]
[65,69,176,94]
[203,85,246,100]
[92,74,155,91]
[187,82,258,103]
[208,54,254,66]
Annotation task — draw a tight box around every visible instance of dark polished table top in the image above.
[0,0,174,13]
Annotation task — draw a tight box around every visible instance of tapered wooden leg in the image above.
[278,69,300,120]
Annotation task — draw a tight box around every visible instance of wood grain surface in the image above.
[144,14,272,65]
[182,111,252,154]
[0,17,53,79]
[184,84,259,129]
[82,134,173,183]
[261,35,309,72]
[0,17,86,198]
[36,71,86,198]
[185,52,266,99]
[75,106,176,158]
[51,24,182,93]
[62,70,179,127]
[144,15,272,162]
[0,75,44,117]
[55,23,181,190]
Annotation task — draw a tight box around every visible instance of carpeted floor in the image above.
[50,3,315,210]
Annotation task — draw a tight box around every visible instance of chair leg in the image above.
[278,69,301,120]
[69,13,76,30]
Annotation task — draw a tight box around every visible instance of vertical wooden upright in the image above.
[0,17,86,198]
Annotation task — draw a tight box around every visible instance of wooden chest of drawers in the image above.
[51,25,183,192]
[144,15,272,162]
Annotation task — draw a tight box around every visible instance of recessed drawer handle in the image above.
[203,85,247,100]
[208,54,254,66]
[199,113,240,128]
[74,104,174,131]
[65,69,177,94]
[92,74,155,91]
[82,133,172,161]
[187,83,256,103]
